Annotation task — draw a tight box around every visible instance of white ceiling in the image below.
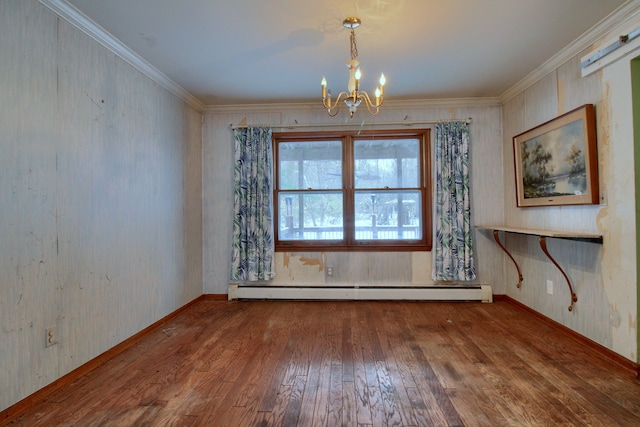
[63,0,628,106]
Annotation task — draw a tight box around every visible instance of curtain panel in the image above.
[432,122,476,281]
[231,127,275,282]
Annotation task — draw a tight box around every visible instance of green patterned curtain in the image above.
[432,122,476,281]
[231,127,275,281]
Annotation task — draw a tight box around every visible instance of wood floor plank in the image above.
[297,369,320,427]
[406,386,436,427]
[342,316,355,383]
[352,310,374,426]
[328,362,343,426]
[411,344,465,427]
[380,346,418,426]
[296,315,329,427]
[258,304,305,412]
[260,383,293,427]
[342,381,357,427]
[408,375,450,426]
[359,309,387,427]
[311,355,332,427]
[4,300,640,427]
[282,375,306,427]
[375,306,419,426]
[375,360,406,426]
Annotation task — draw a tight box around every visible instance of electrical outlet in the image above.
[326,266,333,277]
[546,280,554,295]
[45,326,57,347]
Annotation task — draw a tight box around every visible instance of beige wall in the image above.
[0,0,203,411]
[500,13,640,361]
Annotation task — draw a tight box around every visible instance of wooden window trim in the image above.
[273,129,432,252]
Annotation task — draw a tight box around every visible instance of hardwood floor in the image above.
[4,300,640,426]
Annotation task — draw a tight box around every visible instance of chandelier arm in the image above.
[322,91,349,116]
[326,106,341,117]
[358,91,382,115]
[359,90,382,108]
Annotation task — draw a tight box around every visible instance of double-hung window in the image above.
[274,129,431,251]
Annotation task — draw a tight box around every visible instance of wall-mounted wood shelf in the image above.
[476,225,603,311]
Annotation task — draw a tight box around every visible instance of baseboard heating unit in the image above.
[228,285,492,302]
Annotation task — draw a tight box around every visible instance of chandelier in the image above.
[321,17,386,118]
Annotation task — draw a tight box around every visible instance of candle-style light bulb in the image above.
[321,76,327,98]
[379,73,385,97]
[354,68,361,92]
[375,87,381,104]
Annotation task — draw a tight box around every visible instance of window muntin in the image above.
[274,130,430,251]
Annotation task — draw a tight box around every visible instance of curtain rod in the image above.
[230,118,472,130]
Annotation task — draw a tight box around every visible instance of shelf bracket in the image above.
[477,225,602,313]
[493,230,523,288]
[539,237,578,312]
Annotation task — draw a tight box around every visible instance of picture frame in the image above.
[513,104,599,207]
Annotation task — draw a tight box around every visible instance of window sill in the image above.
[275,243,432,252]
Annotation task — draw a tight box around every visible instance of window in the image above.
[274,129,431,251]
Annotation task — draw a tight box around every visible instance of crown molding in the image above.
[499,0,640,104]
[204,97,501,114]
[38,0,205,112]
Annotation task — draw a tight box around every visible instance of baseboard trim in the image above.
[228,284,493,302]
[201,293,228,300]
[494,294,639,377]
[0,295,206,423]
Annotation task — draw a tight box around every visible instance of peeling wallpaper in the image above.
[0,0,202,412]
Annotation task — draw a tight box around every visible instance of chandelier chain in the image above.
[350,29,358,60]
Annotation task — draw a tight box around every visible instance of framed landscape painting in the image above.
[513,104,599,207]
